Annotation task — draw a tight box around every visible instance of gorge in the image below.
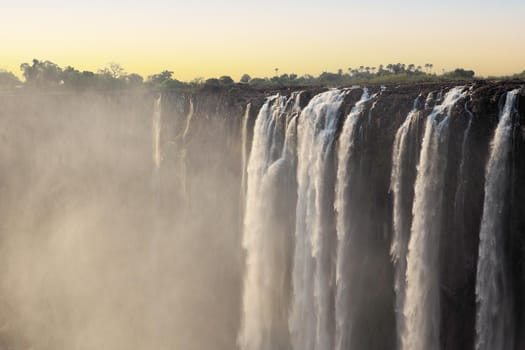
[0,81,523,350]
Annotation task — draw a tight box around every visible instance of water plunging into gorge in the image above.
[0,83,522,350]
[238,84,524,350]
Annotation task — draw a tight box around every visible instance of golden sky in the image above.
[1,0,524,80]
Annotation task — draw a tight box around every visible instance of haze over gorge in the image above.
[0,76,522,350]
[3,0,525,347]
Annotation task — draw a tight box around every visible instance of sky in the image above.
[1,0,524,81]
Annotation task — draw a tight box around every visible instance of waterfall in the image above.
[452,100,474,262]
[183,97,194,140]
[241,103,252,207]
[4,78,525,350]
[402,87,466,350]
[454,101,474,218]
[389,94,423,349]
[152,95,162,169]
[237,83,523,350]
[180,98,194,197]
[290,89,346,350]
[334,89,372,350]
[239,93,300,350]
[475,89,520,350]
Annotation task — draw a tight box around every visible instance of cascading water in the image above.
[389,94,424,349]
[239,93,300,350]
[241,102,252,207]
[333,89,372,350]
[180,98,194,197]
[152,95,162,169]
[475,89,520,350]
[454,101,474,224]
[236,84,524,350]
[402,87,466,350]
[290,89,346,350]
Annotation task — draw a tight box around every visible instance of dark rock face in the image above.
[190,81,522,350]
[151,82,525,350]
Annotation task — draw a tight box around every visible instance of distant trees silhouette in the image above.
[240,74,251,83]
[17,59,145,90]
[0,70,21,88]
[0,58,502,92]
[20,59,62,87]
[444,68,475,79]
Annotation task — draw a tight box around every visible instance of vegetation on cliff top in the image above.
[0,59,523,93]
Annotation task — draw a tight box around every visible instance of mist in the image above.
[0,90,244,350]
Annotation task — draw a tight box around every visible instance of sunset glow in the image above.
[2,0,524,80]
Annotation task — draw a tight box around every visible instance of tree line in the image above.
[0,58,520,91]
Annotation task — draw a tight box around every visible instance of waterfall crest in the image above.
[290,89,346,350]
[475,89,520,350]
[402,87,466,350]
[239,93,301,350]
[390,94,424,349]
[333,89,373,350]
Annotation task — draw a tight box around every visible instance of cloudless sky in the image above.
[1,0,524,80]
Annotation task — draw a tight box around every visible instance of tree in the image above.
[190,77,204,86]
[219,76,234,85]
[61,65,82,89]
[240,74,251,83]
[0,70,21,88]
[278,73,290,83]
[248,77,267,86]
[20,59,62,87]
[147,71,174,85]
[445,68,475,79]
[98,62,125,79]
[300,74,315,84]
[319,71,341,84]
[204,78,221,88]
[126,73,144,86]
